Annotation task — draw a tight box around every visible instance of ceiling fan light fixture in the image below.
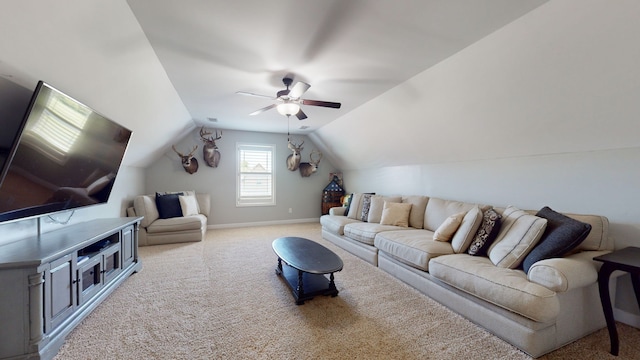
[276,102,300,116]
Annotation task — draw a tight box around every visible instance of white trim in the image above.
[207,218,319,229]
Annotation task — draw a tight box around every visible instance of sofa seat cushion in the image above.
[429,254,559,323]
[375,229,454,271]
[146,215,206,234]
[343,222,409,245]
[320,215,361,235]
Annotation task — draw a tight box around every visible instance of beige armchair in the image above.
[127,192,210,246]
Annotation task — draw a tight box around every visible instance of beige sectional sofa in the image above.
[320,194,613,358]
[127,192,210,246]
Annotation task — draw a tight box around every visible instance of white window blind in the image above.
[237,143,275,206]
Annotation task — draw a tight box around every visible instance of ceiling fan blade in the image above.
[249,104,276,116]
[288,82,310,99]
[236,91,275,100]
[301,99,341,109]
[295,109,308,120]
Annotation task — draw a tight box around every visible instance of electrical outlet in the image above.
[288,208,292,213]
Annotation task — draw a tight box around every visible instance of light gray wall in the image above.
[145,129,337,226]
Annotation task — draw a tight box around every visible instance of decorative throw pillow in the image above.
[343,193,353,213]
[360,193,374,222]
[451,206,484,253]
[179,195,200,216]
[367,195,402,223]
[522,206,592,273]
[487,206,548,269]
[468,208,502,256]
[380,201,412,227]
[346,193,375,219]
[155,192,183,219]
[433,212,466,242]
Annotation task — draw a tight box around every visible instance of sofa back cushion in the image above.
[195,193,211,216]
[563,213,613,251]
[367,195,402,223]
[423,198,478,232]
[402,195,429,229]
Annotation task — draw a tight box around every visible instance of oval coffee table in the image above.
[272,237,343,305]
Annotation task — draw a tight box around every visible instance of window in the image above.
[237,143,275,206]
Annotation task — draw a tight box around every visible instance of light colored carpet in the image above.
[54,223,640,359]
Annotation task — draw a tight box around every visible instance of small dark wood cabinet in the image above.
[0,217,142,360]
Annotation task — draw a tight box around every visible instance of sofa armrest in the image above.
[195,193,210,217]
[527,250,611,292]
[133,195,159,228]
[126,207,136,217]
[329,207,347,216]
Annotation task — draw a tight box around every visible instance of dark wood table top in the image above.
[272,237,343,274]
[594,247,640,271]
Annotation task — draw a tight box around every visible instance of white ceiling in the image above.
[126,0,548,135]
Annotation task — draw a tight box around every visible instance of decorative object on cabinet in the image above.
[322,175,345,215]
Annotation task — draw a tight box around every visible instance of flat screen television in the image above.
[0,81,132,223]
[0,77,34,187]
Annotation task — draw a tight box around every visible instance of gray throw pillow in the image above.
[522,206,592,273]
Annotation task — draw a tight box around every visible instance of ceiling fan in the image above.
[236,76,341,120]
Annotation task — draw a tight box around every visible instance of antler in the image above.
[172,145,198,157]
[288,140,304,150]
[200,126,223,141]
[310,149,323,164]
[199,126,212,140]
[172,145,184,157]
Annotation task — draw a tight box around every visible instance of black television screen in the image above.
[0,81,131,223]
[0,77,34,187]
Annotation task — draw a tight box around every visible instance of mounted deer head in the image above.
[199,126,222,168]
[286,139,304,171]
[299,149,323,177]
[172,145,199,174]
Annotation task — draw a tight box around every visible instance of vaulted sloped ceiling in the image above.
[125,0,549,167]
[1,0,548,169]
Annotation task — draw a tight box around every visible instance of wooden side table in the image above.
[594,247,640,356]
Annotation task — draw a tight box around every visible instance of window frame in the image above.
[236,142,276,207]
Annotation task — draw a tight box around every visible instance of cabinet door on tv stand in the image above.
[45,253,77,333]
[102,243,122,285]
[121,224,135,268]
[77,255,103,305]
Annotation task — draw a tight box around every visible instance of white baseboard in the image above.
[614,308,640,328]
[207,218,320,229]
